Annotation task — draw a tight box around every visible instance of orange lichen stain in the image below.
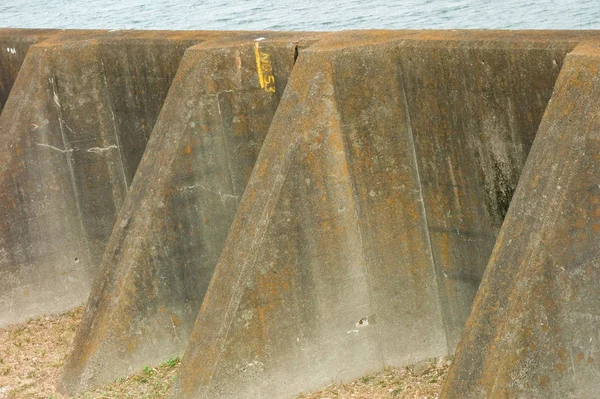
[592,224,600,232]
[576,352,585,362]
[257,305,270,327]
[555,362,566,373]
[406,203,419,220]
[184,144,192,155]
[126,341,137,353]
[561,102,575,117]
[574,217,586,229]
[207,81,217,92]
[557,347,567,362]
[322,196,327,202]
[158,305,167,313]
[170,313,182,328]
[257,271,291,298]
[329,130,345,153]
[203,218,209,224]
[539,375,550,388]
[385,196,394,206]
[528,341,537,351]
[23,289,29,297]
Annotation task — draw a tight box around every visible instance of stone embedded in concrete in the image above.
[442,42,600,398]
[0,33,213,327]
[58,35,310,395]
[172,32,576,399]
[0,29,57,115]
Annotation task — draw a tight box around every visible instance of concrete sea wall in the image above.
[0,28,598,398]
[59,33,317,394]
[0,30,229,326]
[442,41,600,398]
[171,31,584,399]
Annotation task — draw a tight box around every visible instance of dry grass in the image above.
[297,358,450,399]
[0,308,448,398]
[0,307,179,399]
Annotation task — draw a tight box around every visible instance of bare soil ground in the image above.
[0,308,449,398]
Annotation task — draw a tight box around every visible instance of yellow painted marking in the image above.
[254,42,266,89]
[253,42,276,93]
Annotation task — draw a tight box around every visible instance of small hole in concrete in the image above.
[356,317,369,327]
[74,258,79,263]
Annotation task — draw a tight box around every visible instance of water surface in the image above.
[1,0,599,30]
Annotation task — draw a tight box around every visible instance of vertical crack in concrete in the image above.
[50,75,92,265]
[215,92,239,205]
[100,57,130,195]
[199,139,298,398]
[293,44,299,65]
[396,59,450,353]
[331,59,386,367]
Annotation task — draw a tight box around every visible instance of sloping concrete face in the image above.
[58,35,308,395]
[442,42,600,398]
[0,29,57,114]
[172,33,574,399]
[0,34,207,327]
[397,37,573,349]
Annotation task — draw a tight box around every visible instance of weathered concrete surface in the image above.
[0,32,219,327]
[58,34,312,395]
[0,29,57,114]
[442,41,600,398]
[172,31,580,399]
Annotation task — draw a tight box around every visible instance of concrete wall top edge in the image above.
[569,40,600,56]
[184,33,322,52]
[0,28,60,36]
[0,28,59,44]
[306,30,600,51]
[2,28,600,50]
[14,30,319,49]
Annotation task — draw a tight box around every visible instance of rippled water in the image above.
[0,0,599,31]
